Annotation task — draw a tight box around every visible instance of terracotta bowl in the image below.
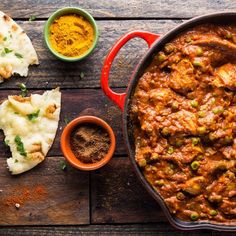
[60,116,116,171]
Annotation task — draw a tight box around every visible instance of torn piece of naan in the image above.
[0,88,61,174]
[0,10,38,82]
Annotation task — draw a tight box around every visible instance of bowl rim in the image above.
[60,116,116,171]
[43,7,99,62]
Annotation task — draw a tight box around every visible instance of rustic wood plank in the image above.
[0,0,235,18]
[91,156,166,224]
[0,20,182,89]
[0,89,125,156]
[0,157,89,225]
[0,224,213,236]
[211,232,235,236]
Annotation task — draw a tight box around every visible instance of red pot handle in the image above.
[101,30,160,110]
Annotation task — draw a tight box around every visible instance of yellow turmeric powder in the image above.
[49,14,94,57]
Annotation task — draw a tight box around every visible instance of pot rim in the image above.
[123,11,236,231]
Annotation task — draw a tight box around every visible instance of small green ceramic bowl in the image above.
[44,7,99,62]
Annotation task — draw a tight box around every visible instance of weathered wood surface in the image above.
[0,89,125,156]
[0,20,183,89]
[0,157,89,225]
[0,224,214,236]
[0,0,235,234]
[0,0,235,19]
[91,157,165,224]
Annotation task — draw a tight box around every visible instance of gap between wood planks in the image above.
[0,87,128,91]
[13,17,189,21]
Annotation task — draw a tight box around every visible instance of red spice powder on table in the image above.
[2,185,47,207]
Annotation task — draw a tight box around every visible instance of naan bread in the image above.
[0,88,61,174]
[0,11,38,82]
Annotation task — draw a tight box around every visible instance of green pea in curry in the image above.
[131,24,236,223]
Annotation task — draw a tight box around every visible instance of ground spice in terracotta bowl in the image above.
[61,116,116,171]
[70,123,111,164]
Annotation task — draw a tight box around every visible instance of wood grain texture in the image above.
[0,0,235,18]
[0,224,213,236]
[0,1,235,234]
[91,157,165,224]
[0,20,183,90]
[0,89,125,156]
[0,157,89,225]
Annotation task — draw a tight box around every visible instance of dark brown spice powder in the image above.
[70,123,111,164]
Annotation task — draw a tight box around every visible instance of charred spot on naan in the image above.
[45,104,58,118]
[3,14,10,22]
[27,143,45,161]
[11,95,30,102]
[0,64,13,79]
[29,143,42,153]
[11,24,18,32]
[29,151,45,162]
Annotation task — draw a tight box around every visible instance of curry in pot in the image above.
[131,24,236,223]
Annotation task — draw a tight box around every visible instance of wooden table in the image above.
[0,1,235,235]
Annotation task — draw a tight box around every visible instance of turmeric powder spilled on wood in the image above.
[49,14,95,57]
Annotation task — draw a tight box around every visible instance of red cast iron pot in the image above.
[101,12,236,231]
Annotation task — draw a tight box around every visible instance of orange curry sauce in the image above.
[131,24,236,223]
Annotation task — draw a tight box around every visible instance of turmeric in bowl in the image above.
[49,14,95,58]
